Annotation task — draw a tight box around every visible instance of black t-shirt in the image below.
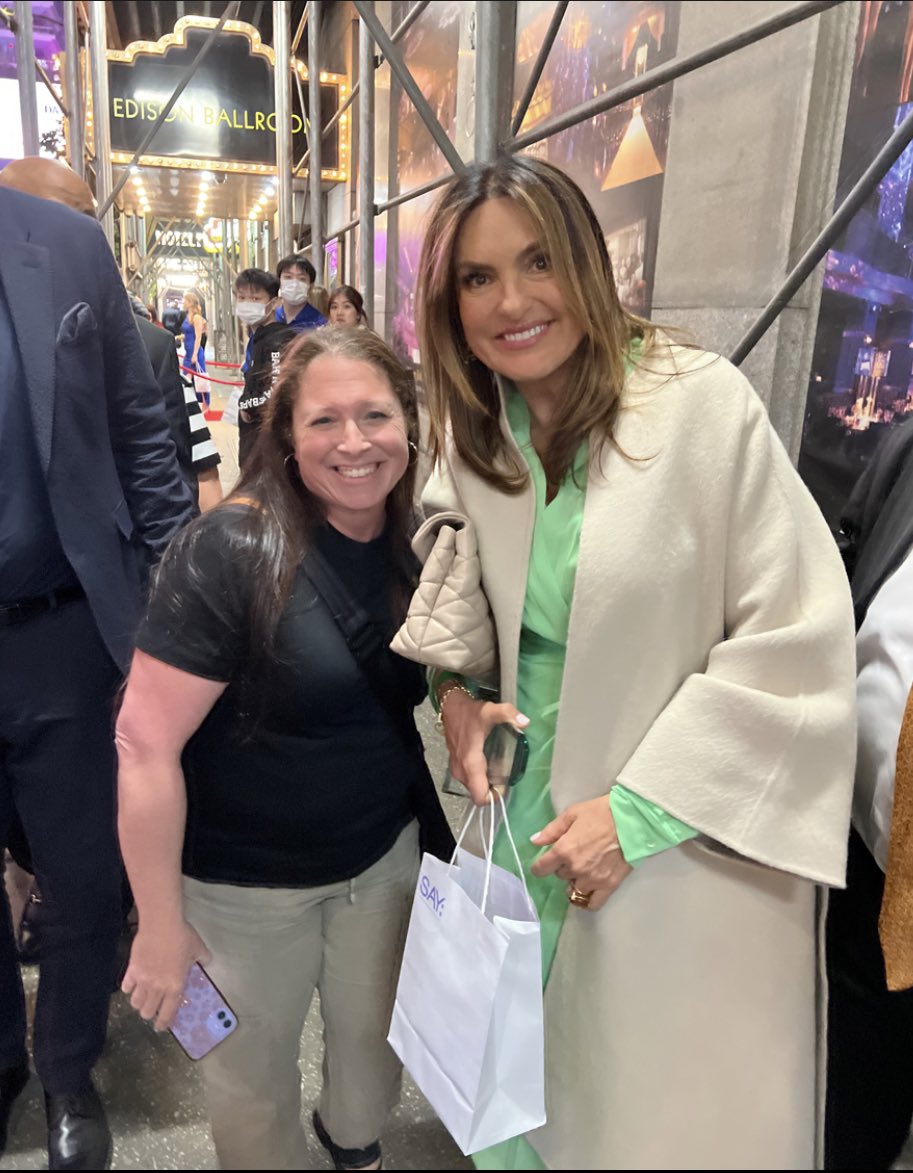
[136,506,426,887]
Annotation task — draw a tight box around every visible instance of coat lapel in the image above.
[0,239,55,474]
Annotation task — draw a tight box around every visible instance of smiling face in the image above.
[455,197,584,400]
[290,355,409,541]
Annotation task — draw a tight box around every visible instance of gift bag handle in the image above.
[450,794,535,917]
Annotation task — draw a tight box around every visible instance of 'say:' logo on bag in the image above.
[419,874,445,917]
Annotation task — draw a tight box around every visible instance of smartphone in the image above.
[442,723,530,797]
[169,963,238,1060]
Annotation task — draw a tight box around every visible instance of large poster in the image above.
[389,1,462,364]
[514,1,679,315]
[0,1,66,165]
[799,0,913,530]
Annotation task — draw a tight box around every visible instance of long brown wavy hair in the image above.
[416,155,656,492]
[223,327,421,717]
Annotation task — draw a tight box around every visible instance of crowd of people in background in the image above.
[1,150,913,1173]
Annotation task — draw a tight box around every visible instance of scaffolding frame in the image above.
[45,0,900,366]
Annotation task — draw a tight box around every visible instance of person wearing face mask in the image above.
[276,255,328,334]
[235,269,296,468]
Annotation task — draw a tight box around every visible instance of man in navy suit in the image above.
[0,185,194,1168]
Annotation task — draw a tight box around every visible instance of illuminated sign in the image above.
[86,17,349,179]
[872,349,891,379]
[153,222,221,254]
[855,347,892,379]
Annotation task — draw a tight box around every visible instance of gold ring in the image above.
[568,884,593,909]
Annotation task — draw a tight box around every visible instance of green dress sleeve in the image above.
[609,784,698,867]
[428,670,486,711]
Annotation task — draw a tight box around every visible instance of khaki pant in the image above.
[183,822,420,1170]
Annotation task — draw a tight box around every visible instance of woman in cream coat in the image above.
[415,156,857,1170]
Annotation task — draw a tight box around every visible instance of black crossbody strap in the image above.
[303,545,457,862]
[302,546,417,746]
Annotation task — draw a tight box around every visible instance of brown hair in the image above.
[223,327,420,712]
[416,155,655,492]
[308,284,331,316]
[329,284,369,327]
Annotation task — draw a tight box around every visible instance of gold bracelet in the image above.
[435,682,475,734]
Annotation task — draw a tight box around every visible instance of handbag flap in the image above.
[391,511,498,682]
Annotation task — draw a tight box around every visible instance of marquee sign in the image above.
[86,17,348,178]
[153,221,222,255]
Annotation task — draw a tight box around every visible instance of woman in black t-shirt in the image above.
[115,327,452,1171]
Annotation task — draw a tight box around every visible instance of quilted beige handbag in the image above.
[391,511,498,683]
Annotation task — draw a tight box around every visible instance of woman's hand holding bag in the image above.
[439,685,529,806]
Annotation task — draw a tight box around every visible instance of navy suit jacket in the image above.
[0,186,195,673]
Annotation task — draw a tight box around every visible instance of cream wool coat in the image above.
[423,344,857,1170]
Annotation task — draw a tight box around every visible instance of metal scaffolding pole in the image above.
[64,1,84,177]
[88,1,114,243]
[119,207,129,281]
[328,216,360,241]
[295,1,431,174]
[359,3,375,316]
[97,1,240,221]
[292,3,309,56]
[275,0,294,257]
[353,0,465,175]
[36,57,69,117]
[220,218,237,364]
[510,0,568,136]
[14,2,39,156]
[475,2,513,163]
[309,0,324,278]
[731,102,913,366]
[374,173,451,215]
[508,0,841,154]
[381,0,431,60]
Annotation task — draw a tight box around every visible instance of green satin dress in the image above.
[472,390,696,1171]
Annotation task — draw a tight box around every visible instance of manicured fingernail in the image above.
[530,832,543,843]
[516,714,530,727]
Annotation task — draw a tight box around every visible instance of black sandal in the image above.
[312,1109,383,1171]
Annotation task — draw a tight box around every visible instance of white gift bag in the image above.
[192,372,214,410]
[388,799,545,1155]
[221,387,242,427]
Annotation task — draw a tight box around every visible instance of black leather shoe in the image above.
[0,1060,29,1155]
[45,1083,112,1171]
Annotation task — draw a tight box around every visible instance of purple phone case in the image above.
[169,963,238,1060]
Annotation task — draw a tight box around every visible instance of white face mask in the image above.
[235,301,269,327]
[280,278,310,305]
